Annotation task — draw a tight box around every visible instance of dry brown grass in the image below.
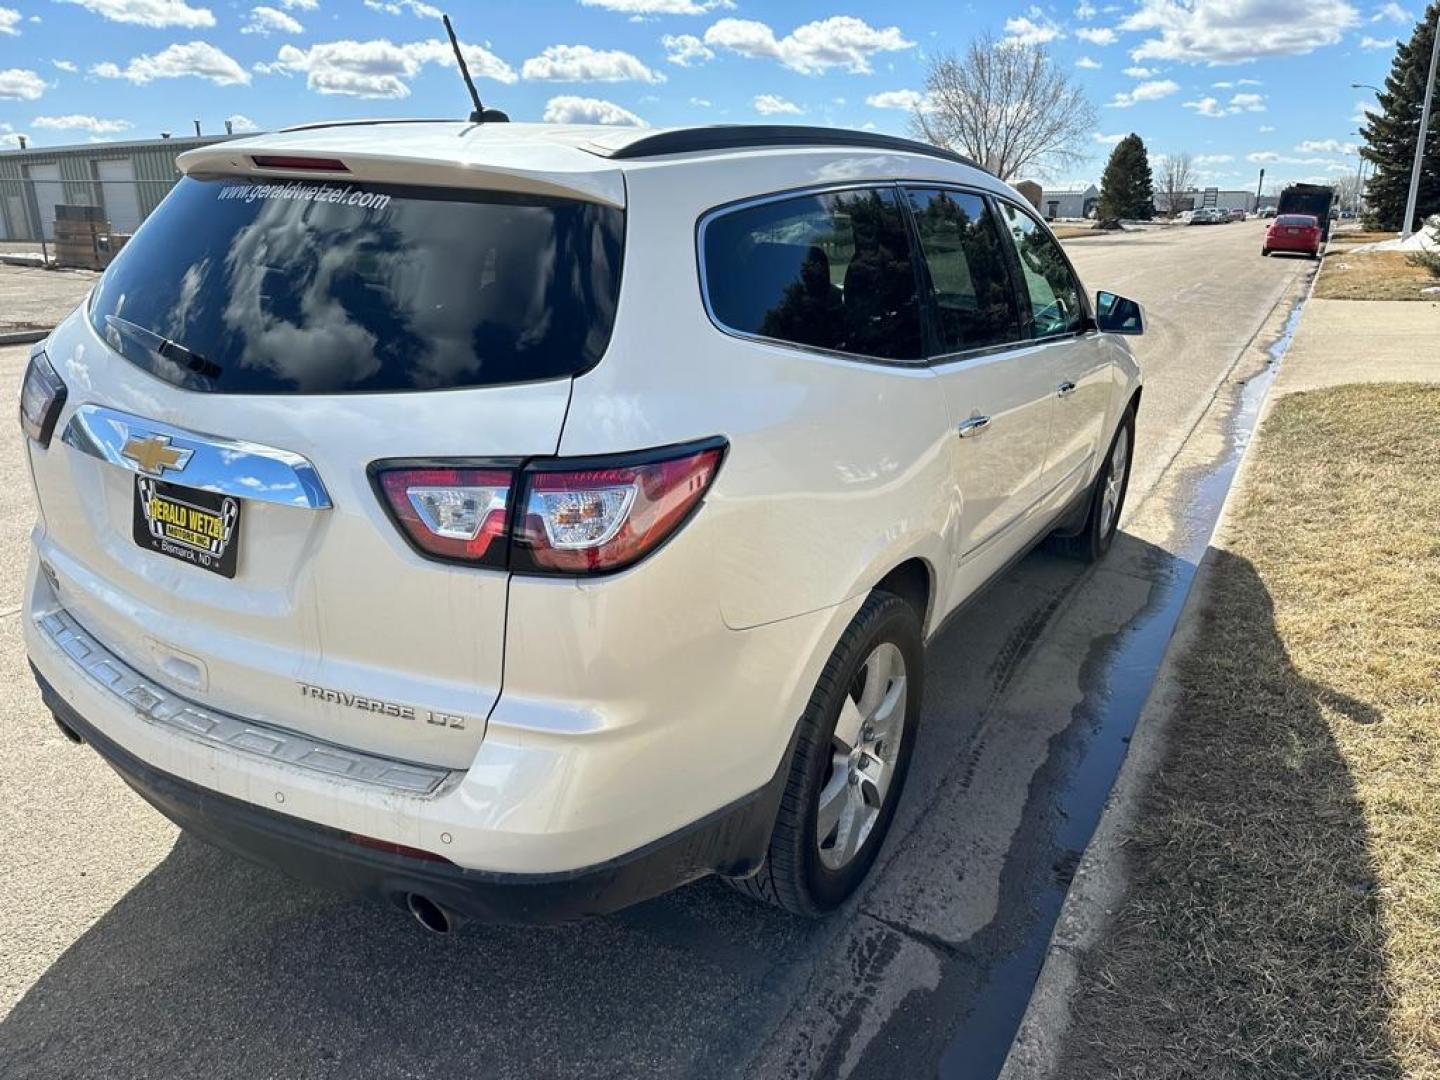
[1050,224,1100,239]
[1056,384,1440,1079]
[1315,251,1440,301]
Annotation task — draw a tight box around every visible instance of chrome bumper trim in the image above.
[36,607,451,796]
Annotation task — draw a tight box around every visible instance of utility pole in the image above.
[1401,4,1440,239]
[1255,167,1265,211]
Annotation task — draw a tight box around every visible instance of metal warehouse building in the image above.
[0,134,238,243]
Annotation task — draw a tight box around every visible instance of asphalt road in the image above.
[0,220,1310,1080]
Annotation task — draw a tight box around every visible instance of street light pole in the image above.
[1400,6,1440,238]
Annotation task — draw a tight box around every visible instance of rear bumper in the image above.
[1265,236,1319,253]
[34,662,792,923]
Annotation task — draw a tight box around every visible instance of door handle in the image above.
[1056,380,1077,398]
[957,415,991,438]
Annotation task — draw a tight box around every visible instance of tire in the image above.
[729,591,923,916]
[1049,406,1135,563]
[1261,247,1270,256]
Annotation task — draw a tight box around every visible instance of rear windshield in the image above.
[89,176,624,394]
[1276,214,1318,227]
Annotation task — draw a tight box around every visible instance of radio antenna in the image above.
[443,13,508,123]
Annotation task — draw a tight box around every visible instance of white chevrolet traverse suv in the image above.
[21,122,1143,929]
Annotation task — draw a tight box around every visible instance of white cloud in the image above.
[579,0,732,12]
[1211,79,1233,87]
[1371,1,1409,19]
[542,94,647,126]
[0,6,19,34]
[1076,26,1118,44]
[689,95,711,106]
[1108,77,1179,106]
[1076,0,1098,16]
[278,0,314,7]
[662,33,713,66]
[226,112,259,131]
[1259,123,1275,131]
[1093,131,1126,144]
[56,0,214,28]
[52,59,78,71]
[522,44,665,83]
[1195,153,1234,163]
[92,41,248,84]
[1237,77,1262,84]
[1123,0,1360,64]
[1123,64,1156,76]
[1076,55,1103,67]
[703,16,913,74]
[1004,12,1064,45]
[242,5,302,34]
[33,113,133,133]
[0,67,47,99]
[271,38,516,97]
[865,88,925,110]
[363,0,441,17]
[1297,138,1357,153]
[1359,34,1394,47]
[1185,90,1266,115]
[1247,150,1338,165]
[754,92,802,115]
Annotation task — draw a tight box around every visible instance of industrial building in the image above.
[1152,188,1259,215]
[0,133,239,243]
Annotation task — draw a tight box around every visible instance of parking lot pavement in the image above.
[0,220,1312,1080]
[0,266,95,334]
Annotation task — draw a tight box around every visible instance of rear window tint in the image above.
[89,176,624,394]
[1276,215,1318,226]
[701,187,922,362]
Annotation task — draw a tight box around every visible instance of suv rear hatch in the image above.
[29,160,624,770]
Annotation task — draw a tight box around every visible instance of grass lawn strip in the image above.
[1055,384,1440,1079]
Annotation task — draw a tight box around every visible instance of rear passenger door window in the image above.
[904,188,1021,355]
[702,187,923,362]
[996,201,1085,339]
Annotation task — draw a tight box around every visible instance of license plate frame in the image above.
[132,477,242,578]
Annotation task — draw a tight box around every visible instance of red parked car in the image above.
[1262,214,1322,258]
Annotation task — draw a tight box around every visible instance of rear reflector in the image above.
[376,467,512,568]
[250,155,349,172]
[345,832,454,864]
[512,442,724,575]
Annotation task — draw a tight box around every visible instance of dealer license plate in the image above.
[133,477,241,578]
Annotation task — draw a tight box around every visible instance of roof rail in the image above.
[590,125,987,172]
[279,118,461,134]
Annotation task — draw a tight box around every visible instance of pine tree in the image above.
[1098,134,1155,221]
[1360,2,1439,229]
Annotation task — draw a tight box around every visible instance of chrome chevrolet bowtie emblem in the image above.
[121,433,193,476]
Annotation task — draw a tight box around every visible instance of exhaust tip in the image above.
[405,892,453,934]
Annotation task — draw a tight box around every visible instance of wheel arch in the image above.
[872,556,936,636]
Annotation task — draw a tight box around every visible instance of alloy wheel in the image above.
[816,642,907,870]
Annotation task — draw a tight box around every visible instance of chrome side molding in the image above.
[62,404,332,510]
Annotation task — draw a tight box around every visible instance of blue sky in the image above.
[0,0,1419,191]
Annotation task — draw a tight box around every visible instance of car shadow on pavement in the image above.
[0,544,1107,1080]
[1057,549,1402,1077]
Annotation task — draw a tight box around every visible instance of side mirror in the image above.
[1095,291,1145,335]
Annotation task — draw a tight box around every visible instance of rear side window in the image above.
[996,201,1085,340]
[89,176,624,394]
[905,188,1021,354]
[702,187,922,361]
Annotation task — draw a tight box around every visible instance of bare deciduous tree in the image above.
[1156,153,1196,217]
[1333,169,1365,214]
[911,33,1097,182]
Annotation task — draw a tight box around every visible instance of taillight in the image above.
[370,439,725,576]
[513,441,724,575]
[19,347,67,447]
[250,155,349,172]
[374,466,513,568]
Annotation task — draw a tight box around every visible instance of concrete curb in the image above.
[0,329,51,347]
